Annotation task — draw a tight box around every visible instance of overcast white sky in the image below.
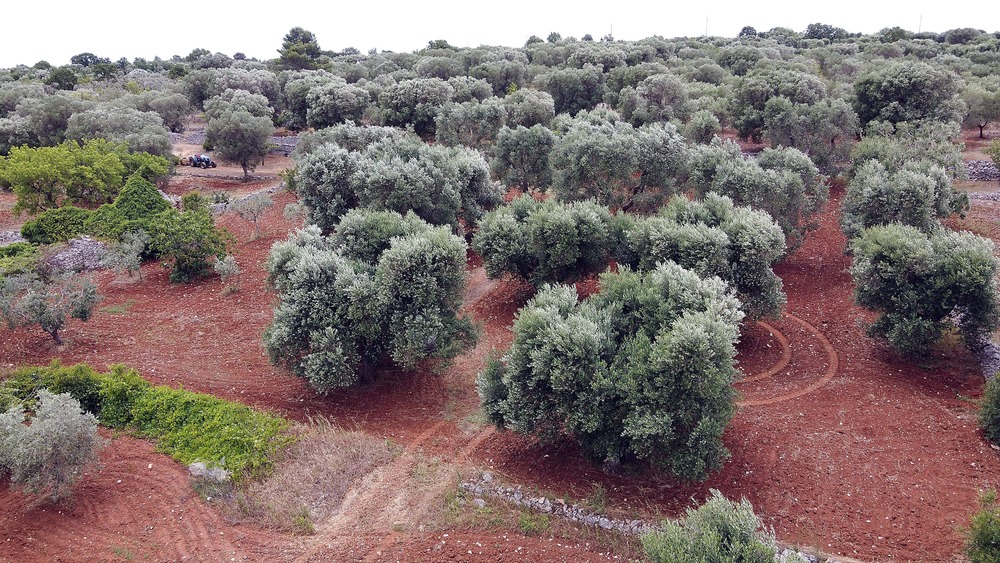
[3,0,998,68]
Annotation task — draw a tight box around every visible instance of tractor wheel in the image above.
[210,162,217,168]
[200,162,207,169]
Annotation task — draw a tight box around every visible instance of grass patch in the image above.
[518,511,550,535]
[1,361,291,481]
[100,299,137,315]
[230,416,397,534]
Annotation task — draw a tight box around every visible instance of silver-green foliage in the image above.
[0,390,105,501]
[641,489,778,563]
[842,160,965,240]
[850,224,1000,356]
[0,273,100,345]
[549,109,688,212]
[473,196,614,286]
[618,194,786,320]
[264,210,474,392]
[434,98,507,150]
[478,262,743,480]
[491,124,554,190]
[99,229,150,278]
[293,136,502,233]
[688,140,827,249]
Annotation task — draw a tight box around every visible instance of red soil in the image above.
[1,166,999,561]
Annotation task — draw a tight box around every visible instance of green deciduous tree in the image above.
[478,262,743,480]
[850,224,1000,356]
[148,208,233,283]
[264,211,474,392]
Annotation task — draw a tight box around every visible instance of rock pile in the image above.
[0,231,25,247]
[967,160,1000,182]
[41,236,105,274]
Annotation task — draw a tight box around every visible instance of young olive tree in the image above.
[478,262,744,480]
[264,210,474,392]
[850,224,1000,356]
[0,273,101,345]
[99,229,150,278]
[205,108,274,181]
[0,390,105,501]
[231,191,274,240]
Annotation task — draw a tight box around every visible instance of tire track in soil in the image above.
[736,313,839,407]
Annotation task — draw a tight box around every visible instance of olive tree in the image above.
[842,160,966,240]
[853,61,964,126]
[549,109,689,212]
[535,65,607,116]
[305,82,371,128]
[688,141,827,249]
[0,273,100,345]
[491,124,555,191]
[0,391,105,501]
[264,211,474,392]
[204,109,274,181]
[434,98,507,150]
[64,104,172,158]
[231,191,274,239]
[473,196,614,286]
[375,78,454,137]
[502,88,555,127]
[478,262,744,480]
[617,194,786,320]
[850,224,1000,356]
[293,137,501,233]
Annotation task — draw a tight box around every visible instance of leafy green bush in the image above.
[0,242,38,278]
[967,489,1000,563]
[0,362,290,481]
[0,390,105,501]
[149,208,233,283]
[642,490,777,563]
[20,205,91,244]
[478,262,743,480]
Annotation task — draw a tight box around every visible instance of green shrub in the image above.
[20,205,92,244]
[967,489,1000,563]
[0,242,38,278]
[641,490,777,563]
[115,174,171,220]
[980,378,1000,446]
[149,208,233,283]
[0,362,290,481]
[129,386,290,479]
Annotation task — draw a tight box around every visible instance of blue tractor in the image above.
[187,154,217,168]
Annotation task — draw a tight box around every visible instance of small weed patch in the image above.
[100,300,137,315]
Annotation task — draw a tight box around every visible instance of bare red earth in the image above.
[2,150,1000,560]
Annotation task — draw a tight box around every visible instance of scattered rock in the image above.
[188,461,232,483]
